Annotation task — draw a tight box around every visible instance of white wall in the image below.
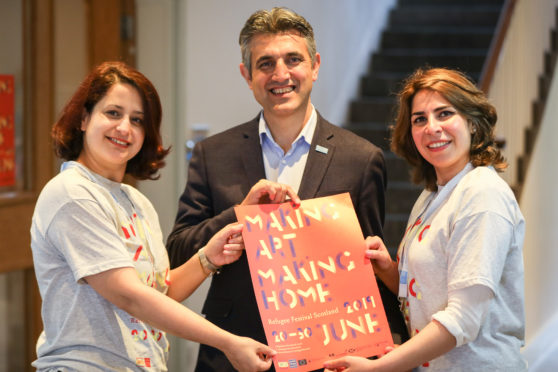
[136,0,177,239]
[136,1,395,370]
[520,57,558,369]
[182,0,395,133]
[485,1,558,367]
[53,0,88,175]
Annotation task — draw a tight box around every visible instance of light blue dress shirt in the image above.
[259,106,317,193]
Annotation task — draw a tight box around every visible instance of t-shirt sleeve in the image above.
[433,284,493,347]
[446,210,514,293]
[46,199,134,282]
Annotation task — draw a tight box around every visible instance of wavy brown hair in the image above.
[52,61,170,180]
[391,67,506,191]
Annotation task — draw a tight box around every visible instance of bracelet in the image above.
[198,247,221,275]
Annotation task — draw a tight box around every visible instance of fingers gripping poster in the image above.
[235,193,393,371]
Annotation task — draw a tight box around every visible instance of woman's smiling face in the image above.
[411,89,472,185]
[78,83,145,182]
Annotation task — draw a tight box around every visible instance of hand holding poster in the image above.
[234,193,393,371]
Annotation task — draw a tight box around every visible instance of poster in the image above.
[235,193,393,371]
[0,75,15,187]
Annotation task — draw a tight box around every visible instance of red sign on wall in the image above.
[0,75,15,187]
[235,193,393,371]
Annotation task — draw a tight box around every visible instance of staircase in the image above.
[516,6,558,198]
[346,0,506,254]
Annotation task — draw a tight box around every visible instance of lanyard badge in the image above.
[397,218,420,300]
[398,200,431,301]
[399,269,408,299]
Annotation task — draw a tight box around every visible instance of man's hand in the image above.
[241,179,301,206]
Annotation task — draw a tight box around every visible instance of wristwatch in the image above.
[198,247,221,275]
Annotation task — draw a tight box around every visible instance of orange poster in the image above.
[0,75,15,187]
[235,193,393,371]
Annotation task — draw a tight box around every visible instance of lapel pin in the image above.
[315,145,329,154]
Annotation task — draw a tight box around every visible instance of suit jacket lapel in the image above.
[298,114,335,199]
[240,117,266,195]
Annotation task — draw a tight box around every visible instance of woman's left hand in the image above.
[203,223,244,267]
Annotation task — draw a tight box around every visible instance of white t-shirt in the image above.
[397,164,527,371]
[31,161,170,371]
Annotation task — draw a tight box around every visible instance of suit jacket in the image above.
[167,113,408,371]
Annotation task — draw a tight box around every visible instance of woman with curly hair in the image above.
[324,68,526,371]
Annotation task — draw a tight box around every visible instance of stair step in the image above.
[384,182,422,253]
[386,182,422,215]
[370,49,487,73]
[385,26,496,34]
[350,97,396,123]
[360,72,407,96]
[381,30,494,49]
[398,0,505,6]
[538,74,553,103]
[360,71,480,97]
[389,7,502,28]
[383,213,410,254]
[345,124,414,183]
[377,48,488,56]
[346,122,391,151]
[385,153,413,183]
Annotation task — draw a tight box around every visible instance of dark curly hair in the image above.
[391,67,506,191]
[51,61,170,180]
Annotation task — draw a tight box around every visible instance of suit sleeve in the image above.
[166,142,238,268]
[356,146,387,240]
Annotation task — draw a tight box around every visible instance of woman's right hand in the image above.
[223,335,276,372]
[364,236,400,295]
[203,222,245,268]
[364,236,394,275]
[323,355,375,371]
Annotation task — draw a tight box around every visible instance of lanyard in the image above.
[398,163,473,300]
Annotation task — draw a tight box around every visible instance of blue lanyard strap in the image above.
[397,163,474,300]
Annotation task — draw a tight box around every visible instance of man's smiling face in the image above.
[240,32,320,122]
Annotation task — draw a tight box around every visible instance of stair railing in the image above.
[479,0,517,94]
[479,0,558,190]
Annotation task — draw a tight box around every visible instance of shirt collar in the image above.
[258,105,317,148]
[62,160,122,192]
